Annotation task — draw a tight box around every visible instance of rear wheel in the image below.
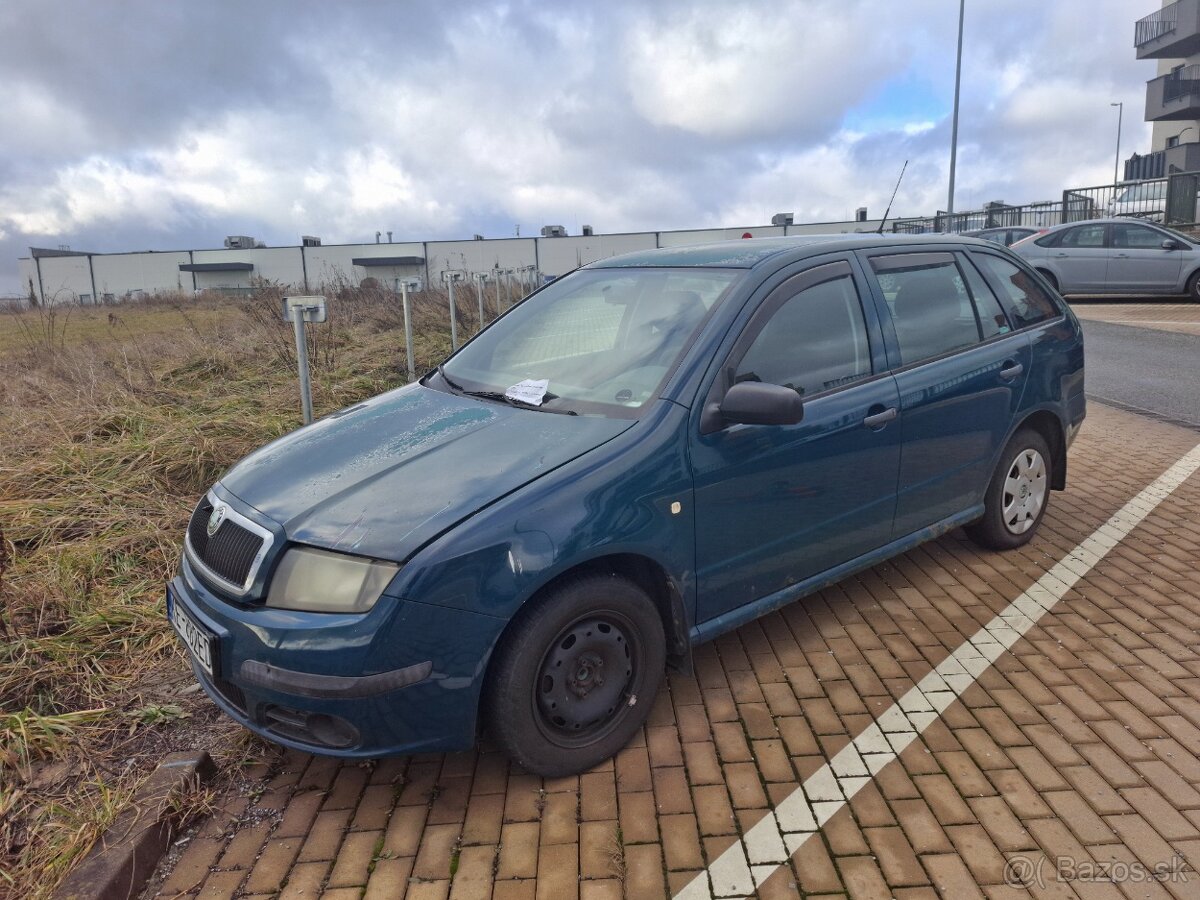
[1036,269,1059,292]
[1186,270,1200,302]
[485,573,665,776]
[966,428,1052,550]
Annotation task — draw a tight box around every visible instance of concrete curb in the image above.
[55,751,217,900]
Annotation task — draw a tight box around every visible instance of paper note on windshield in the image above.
[505,378,550,406]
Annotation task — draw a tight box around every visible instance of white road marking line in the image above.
[675,441,1200,899]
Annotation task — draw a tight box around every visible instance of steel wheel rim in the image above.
[1001,447,1047,535]
[532,611,640,748]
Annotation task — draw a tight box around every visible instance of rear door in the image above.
[1046,223,1111,292]
[690,258,902,623]
[860,249,1032,536]
[1107,221,1183,292]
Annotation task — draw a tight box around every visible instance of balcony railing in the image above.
[1165,64,1200,103]
[1136,0,1179,46]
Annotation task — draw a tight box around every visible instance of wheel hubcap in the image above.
[536,615,635,738]
[1002,448,1047,535]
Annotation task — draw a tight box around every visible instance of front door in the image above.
[1107,221,1183,292]
[690,259,902,624]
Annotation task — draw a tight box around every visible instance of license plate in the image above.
[168,588,216,679]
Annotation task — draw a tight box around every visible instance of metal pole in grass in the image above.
[495,268,504,313]
[446,274,459,350]
[475,273,486,327]
[282,295,326,425]
[504,269,512,307]
[400,280,415,380]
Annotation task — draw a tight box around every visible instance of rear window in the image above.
[973,254,1061,329]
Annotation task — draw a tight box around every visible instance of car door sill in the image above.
[691,505,985,646]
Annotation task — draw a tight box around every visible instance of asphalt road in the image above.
[1079,317,1200,428]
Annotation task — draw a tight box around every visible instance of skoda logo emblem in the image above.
[207,504,227,537]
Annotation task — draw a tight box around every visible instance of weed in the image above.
[605,824,626,882]
[0,282,463,896]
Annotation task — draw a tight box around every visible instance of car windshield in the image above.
[1116,182,1165,202]
[436,266,742,416]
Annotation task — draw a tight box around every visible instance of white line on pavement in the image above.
[675,441,1200,899]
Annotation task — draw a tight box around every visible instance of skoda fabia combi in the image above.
[169,234,1085,776]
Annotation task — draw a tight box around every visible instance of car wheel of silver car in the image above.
[1187,270,1200,302]
[486,573,665,776]
[966,428,1052,551]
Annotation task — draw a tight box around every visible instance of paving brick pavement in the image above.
[1071,301,1200,336]
[146,403,1200,899]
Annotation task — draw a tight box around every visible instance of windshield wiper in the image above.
[437,365,575,414]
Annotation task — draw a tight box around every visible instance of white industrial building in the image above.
[17,214,901,306]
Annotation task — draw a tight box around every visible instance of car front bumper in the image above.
[169,555,507,758]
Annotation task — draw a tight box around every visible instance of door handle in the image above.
[1054,252,1068,257]
[1116,253,1130,258]
[999,361,1024,381]
[863,407,897,428]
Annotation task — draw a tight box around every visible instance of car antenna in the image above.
[876,159,908,234]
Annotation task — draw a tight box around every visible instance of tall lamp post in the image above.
[947,0,965,215]
[1111,101,1124,186]
[1172,126,1195,146]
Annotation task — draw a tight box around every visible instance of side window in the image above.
[973,255,1061,328]
[981,231,1006,244]
[869,253,982,366]
[733,273,871,398]
[1112,223,1167,249]
[1059,224,1107,248]
[960,257,1011,339]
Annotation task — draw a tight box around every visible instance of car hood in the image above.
[219,383,633,561]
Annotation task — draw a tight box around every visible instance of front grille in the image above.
[187,496,265,590]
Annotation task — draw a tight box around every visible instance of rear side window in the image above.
[734,271,871,398]
[869,253,988,366]
[959,258,1011,339]
[973,255,1061,328]
[1059,224,1107,248]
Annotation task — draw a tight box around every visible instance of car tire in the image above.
[1036,269,1059,292]
[485,573,666,776]
[1187,270,1200,302]
[965,428,1052,551]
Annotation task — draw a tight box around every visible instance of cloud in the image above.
[0,0,1163,294]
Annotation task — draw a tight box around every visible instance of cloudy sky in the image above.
[0,0,1160,295]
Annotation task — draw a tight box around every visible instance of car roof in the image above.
[588,233,976,270]
[1039,217,1168,232]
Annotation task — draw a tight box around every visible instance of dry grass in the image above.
[0,284,498,896]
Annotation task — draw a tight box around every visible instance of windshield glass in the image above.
[437,266,742,416]
[1116,182,1165,202]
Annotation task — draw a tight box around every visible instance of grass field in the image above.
[0,285,482,896]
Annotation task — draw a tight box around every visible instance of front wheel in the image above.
[485,573,666,776]
[966,428,1052,550]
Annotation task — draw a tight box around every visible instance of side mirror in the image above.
[717,382,803,427]
[1162,239,1182,250]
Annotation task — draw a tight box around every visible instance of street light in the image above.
[947,0,965,214]
[1171,126,1195,146]
[1111,101,1123,186]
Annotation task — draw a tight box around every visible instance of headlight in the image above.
[265,546,400,614]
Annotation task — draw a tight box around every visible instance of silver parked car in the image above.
[1012,218,1200,299]
[962,226,1041,247]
